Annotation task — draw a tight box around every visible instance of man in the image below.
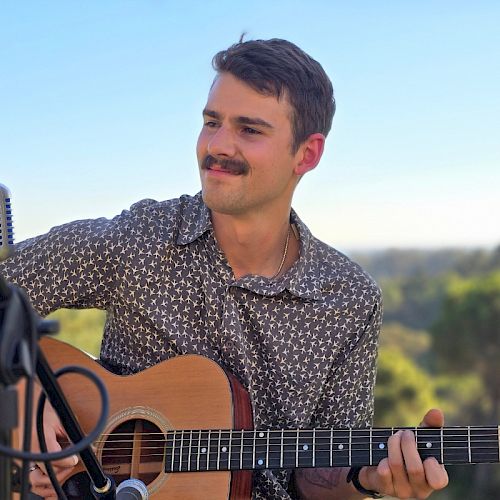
[1,38,448,499]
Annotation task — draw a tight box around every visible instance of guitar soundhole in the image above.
[101,418,164,487]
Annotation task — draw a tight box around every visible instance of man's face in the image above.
[197,72,301,217]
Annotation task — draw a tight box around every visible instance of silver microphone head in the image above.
[0,183,14,261]
[116,478,149,499]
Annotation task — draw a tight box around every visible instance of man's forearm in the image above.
[294,467,367,500]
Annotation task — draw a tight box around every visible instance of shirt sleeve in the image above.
[310,298,383,429]
[0,214,130,317]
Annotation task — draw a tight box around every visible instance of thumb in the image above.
[420,408,445,428]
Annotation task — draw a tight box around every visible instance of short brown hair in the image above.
[212,38,335,152]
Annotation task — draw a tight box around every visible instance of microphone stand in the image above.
[0,275,117,499]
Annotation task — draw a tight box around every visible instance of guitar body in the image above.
[31,338,253,499]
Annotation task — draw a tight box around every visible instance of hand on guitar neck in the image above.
[295,409,449,499]
[361,409,449,499]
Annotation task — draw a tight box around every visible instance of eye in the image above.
[242,127,261,135]
[204,120,219,128]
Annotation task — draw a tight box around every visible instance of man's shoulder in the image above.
[127,193,199,220]
[310,237,381,299]
[126,192,208,244]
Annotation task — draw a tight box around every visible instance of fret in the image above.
[229,429,241,471]
[264,430,281,469]
[198,430,209,471]
[312,429,316,467]
[196,430,202,471]
[209,429,222,470]
[217,430,221,470]
[266,430,284,469]
[314,430,332,468]
[162,435,168,473]
[253,430,256,469]
[440,427,444,464]
[468,426,471,463]
[297,430,314,468]
[369,428,373,466]
[219,431,231,470]
[171,430,177,472]
[254,431,268,469]
[371,428,391,465]
[228,429,233,470]
[280,430,284,468]
[417,428,441,462]
[470,426,499,464]
[332,430,350,467]
[240,430,244,470]
[351,429,371,466]
[443,427,468,464]
[164,431,174,472]
[207,430,212,471]
[295,429,299,468]
[282,430,297,469]
[191,430,200,471]
[187,430,193,471]
[179,429,184,472]
[330,429,333,467]
[266,430,270,468]
[242,429,254,469]
[349,428,352,466]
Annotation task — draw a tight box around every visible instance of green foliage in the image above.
[46,308,105,357]
[432,271,500,422]
[374,346,438,426]
[379,321,431,362]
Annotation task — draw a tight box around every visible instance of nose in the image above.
[207,126,237,158]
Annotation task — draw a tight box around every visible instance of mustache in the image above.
[202,155,249,175]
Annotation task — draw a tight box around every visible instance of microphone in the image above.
[116,479,149,499]
[0,184,14,300]
[0,183,14,262]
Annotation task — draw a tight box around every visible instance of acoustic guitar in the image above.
[18,337,500,499]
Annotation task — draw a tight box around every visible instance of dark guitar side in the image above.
[18,337,253,500]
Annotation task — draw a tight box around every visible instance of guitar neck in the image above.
[163,426,500,472]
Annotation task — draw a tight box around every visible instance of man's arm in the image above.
[295,467,364,500]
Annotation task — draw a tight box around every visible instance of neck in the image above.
[211,210,298,280]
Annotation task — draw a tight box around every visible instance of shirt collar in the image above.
[175,192,212,245]
[175,192,324,301]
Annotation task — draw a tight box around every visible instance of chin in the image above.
[201,189,245,215]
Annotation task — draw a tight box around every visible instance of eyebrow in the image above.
[203,108,274,130]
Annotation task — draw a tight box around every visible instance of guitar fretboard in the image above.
[161,426,500,472]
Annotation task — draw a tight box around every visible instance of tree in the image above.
[431,271,500,498]
[432,271,500,422]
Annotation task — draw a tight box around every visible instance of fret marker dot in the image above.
[338,444,344,450]
[222,446,227,453]
[426,442,432,448]
[259,432,265,438]
[201,448,207,453]
[258,459,264,466]
[378,443,385,450]
[303,444,309,451]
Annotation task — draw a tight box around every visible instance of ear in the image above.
[294,133,326,176]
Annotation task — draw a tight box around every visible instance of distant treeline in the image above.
[353,245,500,280]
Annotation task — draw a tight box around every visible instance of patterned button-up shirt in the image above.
[1,192,382,499]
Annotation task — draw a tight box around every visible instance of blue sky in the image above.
[1,1,498,252]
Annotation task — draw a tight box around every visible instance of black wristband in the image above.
[347,467,384,498]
